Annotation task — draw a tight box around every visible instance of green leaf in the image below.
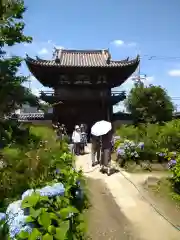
[29,228,42,240]
[40,196,49,202]
[48,225,56,234]
[59,206,78,219]
[18,230,29,239]
[22,194,40,208]
[38,212,51,229]
[54,221,69,240]
[49,212,59,220]
[25,216,35,223]
[42,233,53,240]
[30,208,41,219]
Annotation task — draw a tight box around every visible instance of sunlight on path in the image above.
[76,145,180,240]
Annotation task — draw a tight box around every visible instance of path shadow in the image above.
[100,167,119,176]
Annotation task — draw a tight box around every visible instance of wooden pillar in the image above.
[107,88,112,122]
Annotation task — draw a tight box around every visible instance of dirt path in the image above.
[76,147,180,240]
[85,178,137,240]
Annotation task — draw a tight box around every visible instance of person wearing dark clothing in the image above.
[91,135,101,167]
[100,131,112,175]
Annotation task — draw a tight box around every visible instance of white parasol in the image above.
[91,120,112,136]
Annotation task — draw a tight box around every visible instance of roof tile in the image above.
[26,49,139,68]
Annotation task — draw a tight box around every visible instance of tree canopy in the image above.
[125,82,174,124]
[0,0,39,117]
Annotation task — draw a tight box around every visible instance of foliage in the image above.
[0,126,71,210]
[170,155,180,194]
[116,120,180,162]
[158,120,180,151]
[125,82,174,124]
[116,125,140,141]
[0,0,39,116]
[0,125,88,239]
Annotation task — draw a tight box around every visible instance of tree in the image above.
[125,82,174,124]
[0,0,39,117]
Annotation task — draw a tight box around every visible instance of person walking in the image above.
[72,125,81,156]
[100,131,112,175]
[91,135,101,167]
[80,124,87,154]
[56,122,63,142]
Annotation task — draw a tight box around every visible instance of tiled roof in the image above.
[25,49,139,68]
[18,113,45,120]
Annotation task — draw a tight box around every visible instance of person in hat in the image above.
[72,125,81,155]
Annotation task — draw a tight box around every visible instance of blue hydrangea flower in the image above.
[168,159,176,169]
[22,183,65,200]
[0,212,6,221]
[157,152,166,157]
[7,182,66,239]
[124,140,135,148]
[55,168,61,174]
[137,142,144,150]
[6,200,28,239]
[130,151,139,158]
[117,148,125,157]
[76,180,81,186]
[39,183,65,197]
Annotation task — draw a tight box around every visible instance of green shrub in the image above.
[0,125,89,239]
[158,120,180,151]
[115,120,180,162]
[0,125,73,211]
[170,155,180,194]
[116,125,139,141]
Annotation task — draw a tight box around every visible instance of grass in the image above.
[144,177,180,227]
[149,178,180,208]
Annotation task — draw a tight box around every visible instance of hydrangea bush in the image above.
[116,139,144,166]
[156,148,177,163]
[0,167,87,240]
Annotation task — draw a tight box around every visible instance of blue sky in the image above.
[7,0,180,112]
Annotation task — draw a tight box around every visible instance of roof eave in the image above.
[25,55,140,69]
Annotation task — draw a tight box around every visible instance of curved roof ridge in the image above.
[60,49,109,53]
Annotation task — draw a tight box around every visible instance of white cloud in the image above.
[112,39,125,46]
[168,69,180,77]
[38,48,49,55]
[111,39,137,47]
